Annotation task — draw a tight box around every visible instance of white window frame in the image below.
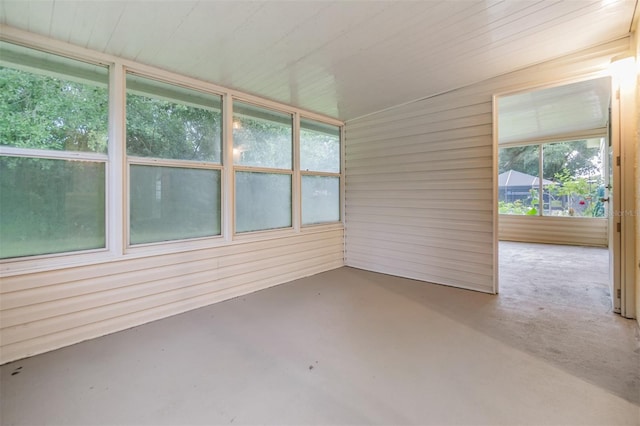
[299,116,342,227]
[123,69,225,251]
[231,98,295,236]
[0,41,111,263]
[0,26,344,276]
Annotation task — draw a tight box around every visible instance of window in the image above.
[126,74,222,244]
[300,118,341,225]
[233,101,293,233]
[498,145,540,215]
[0,39,344,266]
[542,139,604,217]
[0,41,108,258]
[499,139,605,217]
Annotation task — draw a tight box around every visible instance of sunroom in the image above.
[1,1,639,424]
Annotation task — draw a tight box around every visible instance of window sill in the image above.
[0,224,344,277]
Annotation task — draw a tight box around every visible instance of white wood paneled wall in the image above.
[0,229,344,364]
[344,38,630,294]
[499,216,608,247]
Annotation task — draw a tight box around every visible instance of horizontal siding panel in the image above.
[345,178,493,191]
[346,146,492,169]
[0,229,344,363]
[347,215,492,233]
[1,250,344,345]
[347,198,492,212]
[2,230,342,292]
[346,253,493,293]
[347,188,492,201]
[345,206,493,222]
[499,215,607,247]
[346,123,493,145]
[348,108,492,140]
[2,233,344,310]
[347,135,492,159]
[347,240,493,274]
[0,257,343,363]
[346,168,494,183]
[346,228,492,255]
[347,159,491,175]
[1,241,344,326]
[346,221,492,244]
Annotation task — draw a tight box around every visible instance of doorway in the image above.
[494,76,620,312]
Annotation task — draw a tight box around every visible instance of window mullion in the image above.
[293,112,301,232]
[539,143,544,216]
[223,93,234,242]
[109,61,126,256]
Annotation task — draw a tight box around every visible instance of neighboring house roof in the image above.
[498,170,554,187]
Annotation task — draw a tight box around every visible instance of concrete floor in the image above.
[1,242,639,425]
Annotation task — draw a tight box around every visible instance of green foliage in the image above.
[499,140,606,218]
[0,66,108,258]
[0,63,341,257]
[0,67,108,152]
[499,140,600,178]
[126,94,221,162]
[499,200,531,215]
[498,145,539,176]
[545,168,604,217]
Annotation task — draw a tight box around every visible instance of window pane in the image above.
[233,101,292,169]
[235,172,291,232]
[542,139,605,217]
[0,41,108,153]
[126,74,222,162]
[300,119,340,173]
[130,165,221,244]
[0,157,105,258]
[302,176,340,225]
[498,145,540,215]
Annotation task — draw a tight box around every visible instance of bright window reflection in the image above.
[232,101,292,169]
[300,119,340,173]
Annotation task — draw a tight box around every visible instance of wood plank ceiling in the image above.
[0,0,636,121]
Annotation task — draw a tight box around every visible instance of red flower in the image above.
[579,200,585,205]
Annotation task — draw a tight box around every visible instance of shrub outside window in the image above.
[0,41,108,259]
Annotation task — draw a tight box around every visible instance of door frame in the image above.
[492,73,634,319]
[611,57,638,318]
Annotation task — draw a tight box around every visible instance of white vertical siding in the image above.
[344,38,629,294]
[0,229,344,364]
